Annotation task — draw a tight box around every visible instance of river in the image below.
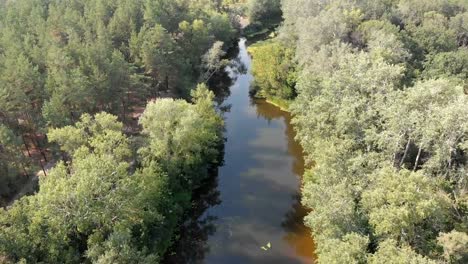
[165,38,316,264]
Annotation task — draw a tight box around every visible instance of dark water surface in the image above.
[166,38,316,264]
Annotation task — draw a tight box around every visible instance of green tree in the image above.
[247,0,281,24]
[0,125,31,204]
[0,52,43,119]
[133,24,189,94]
[369,239,437,264]
[200,41,229,82]
[361,167,448,246]
[450,12,468,46]
[438,230,468,263]
[139,84,222,185]
[0,113,170,262]
[143,0,188,32]
[407,12,458,54]
[423,48,468,81]
[318,233,369,264]
[249,40,297,101]
[48,112,131,160]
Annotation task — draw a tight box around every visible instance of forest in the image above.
[0,0,244,205]
[1,0,467,263]
[0,0,244,262]
[249,0,468,263]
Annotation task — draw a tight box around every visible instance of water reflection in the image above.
[208,68,233,108]
[208,42,247,109]
[253,99,304,176]
[254,99,317,262]
[282,194,317,260]
[165,38,316,263]
[164,168,221,264]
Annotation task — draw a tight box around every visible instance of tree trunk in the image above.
[205,68,219,83]
[31,134,48,162]
[121,99,126,124]
[393,133,404,166]
[22,135,31,157]
[39,159,47,176]
[414,145,423,171]
[399,138,411,168]
[25,115,48,162]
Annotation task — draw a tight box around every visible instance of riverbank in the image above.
[164,38,316,263]
[265,97,291,112]
[247,38,296,114]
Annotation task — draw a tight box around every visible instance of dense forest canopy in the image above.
[0,0,237,262]
[0,0,241,206]
[1,0,468,262]
[249,0,468,262]
[0,84,224,263]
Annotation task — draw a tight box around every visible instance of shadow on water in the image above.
[253,99,317,261]
[208,69,233,108]
[163,118,228,264]
[207,41,247,109]
[164,38,316,264]
[163,166,222,264]
[163,43,242,264]
[252,99,305,177]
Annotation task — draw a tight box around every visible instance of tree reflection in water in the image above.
[164,42,244,264]
[254,98,317,261]
[163,165,223,264]
[164,39,317,263]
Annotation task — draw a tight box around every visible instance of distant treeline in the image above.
[250,0,468,262]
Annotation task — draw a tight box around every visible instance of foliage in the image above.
[201,41,229,82]
[368,239,437,264]
[243,0,282,38]
[0,0,238,205]
[247,0,281,24]
[247,0,468,262]
[361,167,448,245]
[249,40,297,102]
[1,113,162,263]
[317,233,369,264]
[139,84,223,186]
[437,230,468,263]
[0,125,32,205]
[423,48,468,81]
[0,84,223,262]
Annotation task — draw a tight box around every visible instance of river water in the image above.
[166,38,316,264]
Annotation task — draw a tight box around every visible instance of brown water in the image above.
[165,38,316,264]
